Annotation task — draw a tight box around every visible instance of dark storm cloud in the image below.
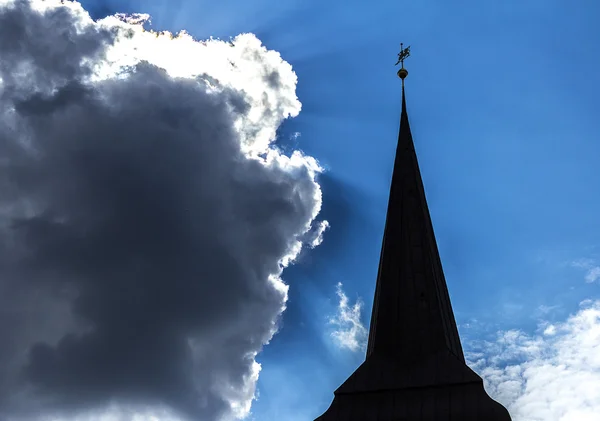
[0,1,323,420]
[0,0,113,93]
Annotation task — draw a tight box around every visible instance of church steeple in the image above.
[366,65,464,363]
[314,46,512,421]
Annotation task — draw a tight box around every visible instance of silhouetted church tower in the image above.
[314,46,512,420]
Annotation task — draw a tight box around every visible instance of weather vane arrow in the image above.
[395,42,410,84]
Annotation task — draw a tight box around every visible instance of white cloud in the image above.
[467,300,600,421]
[305,220,330,248]
[584,267,600,283]
[329,283,367,352]
[571,258,600,283]
[570,258,595,269]
[542,324,557,336]
[536,304,561,316]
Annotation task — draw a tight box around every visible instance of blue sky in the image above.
[79,0,600,418]
[4,0,599,419]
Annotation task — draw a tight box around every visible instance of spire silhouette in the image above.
[313,50,512,421]
[366,85,464,362]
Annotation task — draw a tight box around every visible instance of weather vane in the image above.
[395,42,410,83]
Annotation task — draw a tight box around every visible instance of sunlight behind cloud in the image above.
[92,13,300,155]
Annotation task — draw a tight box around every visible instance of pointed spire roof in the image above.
[313,52,512,421]
[365,84,465,362]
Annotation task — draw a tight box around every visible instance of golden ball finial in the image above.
[397,67,408,80]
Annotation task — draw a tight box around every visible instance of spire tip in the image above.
[395,43,411,83]
[397,67,408,80]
